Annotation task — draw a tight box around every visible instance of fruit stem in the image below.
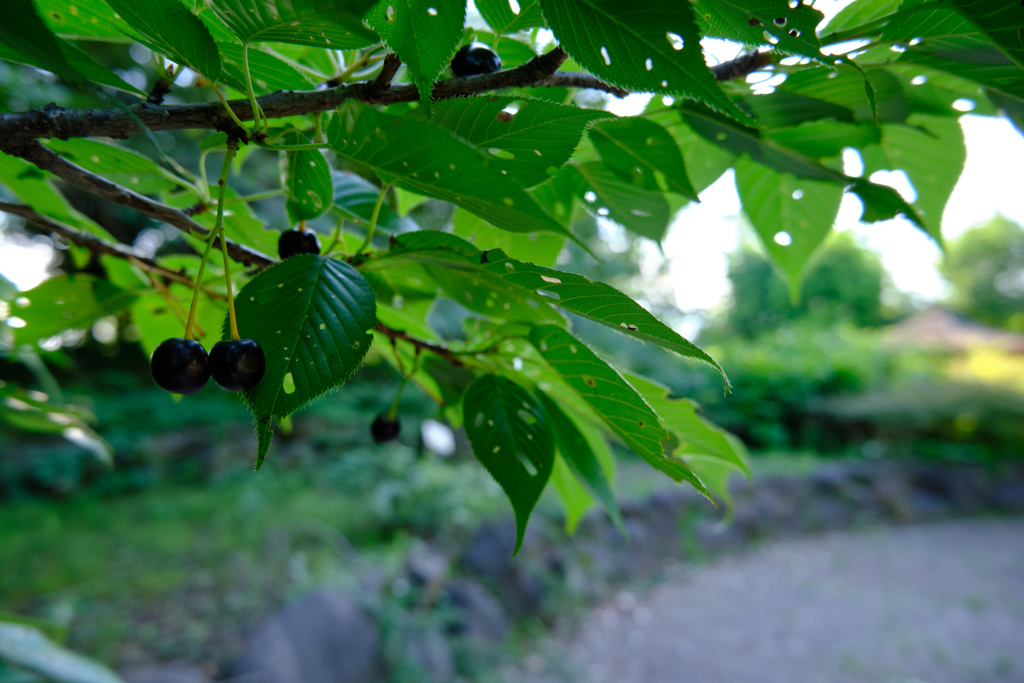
[223,189,285,205]
[184,222,219,341]
[324,213,346,256]
[386,347,420,421]
[355,182,392,258]
[313,112,323,144]
[213,85,248,134]
[242,43,265,135]
[253,140,331,152]
[216,141,242,341]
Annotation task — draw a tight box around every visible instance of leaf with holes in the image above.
[282,132,333,223]
[734,157,844,300]
[861,114,965,245]
[106,0,221,81]
[232,256,376,467]
[208,0,378,49]
[11,275,136,348]
[327,101,578,241]
[0,0,88,86]
[624,371,750,478]
[422,96,615,188]
[366,0,466,102]
[333,171,419,233]
[540,0,747,121]
[692,0,832,64]
[590,116,697,199]
[576,162,672,241]
[218,43,315,92]
[463,373,555,554]
[477,0,546,34]
[36,0,132,40]
[538,390,625,535]
[45,139,178,195]
[529,325,709,497]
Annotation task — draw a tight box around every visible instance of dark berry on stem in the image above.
[151,338,210,394]
[209,338,266,392]
[451,42,501,77]
[278,229,321,259]
[371,414,401,444]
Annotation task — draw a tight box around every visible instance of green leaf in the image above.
[207,0,378,49]
[951,0,1024,70]
[327,101,578,240]
[765,121,881,159]
[233,256,376,466]
[848,176,926,226]
[624,371,750,478]
[106,0,222,81]
[739,91,856,129]
[10,276,135,348]
[45,139,177,194]
[590,116,697,199]
[0,0,86,86]
[538,390,624,535]
[539,0,748,121]
[863,114,965,244]
[333,171,419,234]
[0,36,143,94]
[0,622,124,683]
[735,157,845,300]
[36,0,132,41]
[476,0,545,34]
[692,0,832,64]
[452,208,565,267]
[282,132,333,223]
[365,0,466,103]
[820,0,902,36]
[779,65,909,124]
[422,96,614,188]
[528,325,714,496]
[576,162,672,241]
[217,42,315,92]
[548,453,593,535]
[132,287,227,358]
[462,373,555,554]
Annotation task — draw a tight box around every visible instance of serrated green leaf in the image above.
[863,114,964,244]
[538,390,624,535]
[208,0,378,49]
[820,0,901,36]
[590,116,697,200]
[0,622,124,683]
[281,132,333,223]
[847,176,926,227]
[540,0,747,121]
[0,33,142,93]
[233,256,376,466]
[45,139,177,194]
[365,0,466,102]
[739,91,856,129]
[693,0,832,64]
[218,42,314,92]
[576,162,672,241]
[548,452,593,535]
[106,0,221,81]
[779,65,909,124]
[11,276,135,348]
[453,208,565,267]
[624,371,750,478]
[951,0,1024,70]
[660,113,737,193]
[735,157,844,300]
[477,0,545,34]
[0,153,114,240]
[327,101,577,240]
[422,96,614,188]
[463,373,555,554]
[36,0,132,41]
[0,0,88,86]
[765,121,881,158]
[333,171,419,233]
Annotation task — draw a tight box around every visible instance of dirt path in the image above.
[548,519,1024,683]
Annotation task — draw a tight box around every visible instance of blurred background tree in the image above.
[941,217,1024,332]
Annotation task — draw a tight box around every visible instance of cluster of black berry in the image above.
[151,337,266,394]
[451,42,502,77]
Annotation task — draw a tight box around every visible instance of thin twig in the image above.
[375,322,465,368]
[0,141,276,268]
[0,50,766,143]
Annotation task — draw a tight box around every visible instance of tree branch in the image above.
[0,50,765,144]
[0,201,227,298]
[375,322,465,368]
[0,140,276,268]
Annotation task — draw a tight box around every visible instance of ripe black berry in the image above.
[209,338,266,392]
[451,43,501,77]
[278,229,321,259]
[151,338,210,394]
[371,414,401,444]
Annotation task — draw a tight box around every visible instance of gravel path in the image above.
[554,519,1024,683]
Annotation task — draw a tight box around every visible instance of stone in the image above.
[462,521,544,617]
[231,588,381,683]
[443,579,510,643]
[122,667,210,683]
[402,628,454,682]
[406,546,449,588]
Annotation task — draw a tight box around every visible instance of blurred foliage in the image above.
[941,217,1024,332]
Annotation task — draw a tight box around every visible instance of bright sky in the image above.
[2,0,1024,313]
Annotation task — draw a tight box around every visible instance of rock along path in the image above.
[555,518,1024,683]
